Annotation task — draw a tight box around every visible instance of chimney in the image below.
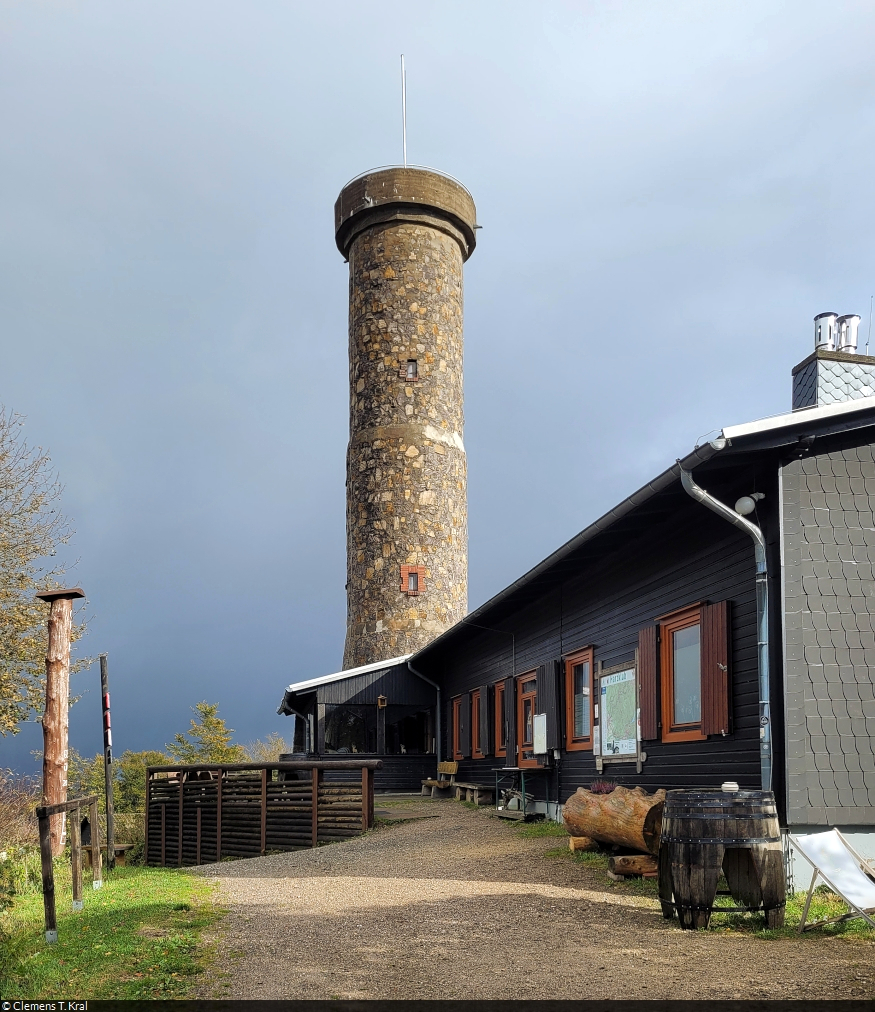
[792,311,875,409]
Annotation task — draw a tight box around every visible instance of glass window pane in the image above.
[573,661,590,738]
[408,571,418,592]
[524,698,533,744]
[385,705,432,755]
[522,678,537,693]
[324,704,377,753]
[673,624,701,725]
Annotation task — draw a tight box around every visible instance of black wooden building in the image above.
[277,655,439,792]
[279,388,875,834]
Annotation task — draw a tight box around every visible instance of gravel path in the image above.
[193,799,873,1001]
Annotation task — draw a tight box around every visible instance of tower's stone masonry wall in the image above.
[343,221,467,668]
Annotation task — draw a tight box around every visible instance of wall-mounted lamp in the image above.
[377,695,387,709]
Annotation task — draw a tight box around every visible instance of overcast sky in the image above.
[2,1,874,772]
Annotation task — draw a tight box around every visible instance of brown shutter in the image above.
[638,625,658,740]
[459,691,471,758]
[503,676,516,766]
[537,660,561,751]
[702,600,731,736]
[479,684,492,756]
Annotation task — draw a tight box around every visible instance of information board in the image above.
[599,668,637,756]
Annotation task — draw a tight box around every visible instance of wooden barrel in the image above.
[658,789,786,930]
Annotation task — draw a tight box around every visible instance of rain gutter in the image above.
[679,467,772,792]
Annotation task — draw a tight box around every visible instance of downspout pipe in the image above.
[407,661,441,764]
[679,466,772,792]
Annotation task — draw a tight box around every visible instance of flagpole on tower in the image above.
[401,54,408,168]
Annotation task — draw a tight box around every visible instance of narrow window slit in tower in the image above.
[402,359,418,381]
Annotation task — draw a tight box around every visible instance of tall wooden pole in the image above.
[37,587,84,858]
[99,653,116,869]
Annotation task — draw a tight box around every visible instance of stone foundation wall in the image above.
[343,220,468,668]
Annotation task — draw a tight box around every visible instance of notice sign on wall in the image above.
[599,668,637,756]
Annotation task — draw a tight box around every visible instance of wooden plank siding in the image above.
[419,503,761,804]
[146,761,380,866]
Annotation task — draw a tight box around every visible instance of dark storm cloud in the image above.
[2,1,874,771]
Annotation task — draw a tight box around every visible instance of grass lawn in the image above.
[0,863,223,1000]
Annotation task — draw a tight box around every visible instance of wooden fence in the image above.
[35,794,102,943]
[145,760,381,866]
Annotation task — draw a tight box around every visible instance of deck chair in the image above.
[788,829,875,932]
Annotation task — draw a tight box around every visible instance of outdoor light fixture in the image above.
[377,695,387,709]
[734,492,765,516]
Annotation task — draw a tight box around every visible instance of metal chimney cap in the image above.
[814,311,840,320]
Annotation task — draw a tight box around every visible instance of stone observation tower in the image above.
[335,167,477,668]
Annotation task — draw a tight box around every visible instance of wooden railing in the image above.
[145,760,382,867]
[35,794,102,944]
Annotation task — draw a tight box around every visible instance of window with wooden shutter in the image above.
[637,627,658,740]
[564,647,594,750]
[659,605,706,742]
[701,600,731,736]
[471,689,484,758]
[516,673,539,768]
[656,600,730,742]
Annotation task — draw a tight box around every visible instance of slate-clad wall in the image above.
[424,503,761,804]
[781,446,875,826]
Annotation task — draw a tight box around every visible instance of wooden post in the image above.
[89,798,102,889]
[37,809,57,943]
[260,768,268,856]
[161,804,166,867]
[196,806,202,866]
[178,775,184,867]
[37,587,84,857]
[311,767,320,847]
[216,772,222,861]
[361,766,369,831]
[144,772,151,865]
[70,805,83,910]
[99,653,116,870]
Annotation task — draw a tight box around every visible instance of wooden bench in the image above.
[421,761,458,798]
[84,843,136,868]
[453,781,494,806]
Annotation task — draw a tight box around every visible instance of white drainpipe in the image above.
[679,465,772,792]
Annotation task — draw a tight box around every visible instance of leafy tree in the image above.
[166,702,246,764]
[67,748,169,813]
[242,732,291,763]
[114,750,168,812]
[0,408,86,736]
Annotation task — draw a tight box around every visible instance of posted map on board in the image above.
[599,668,637,756]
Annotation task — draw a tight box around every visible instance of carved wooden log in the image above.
[562,786,666,856]
[41,596,73,857]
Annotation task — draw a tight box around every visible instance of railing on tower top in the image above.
[340,164,474,199]
[144,760,381,867]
